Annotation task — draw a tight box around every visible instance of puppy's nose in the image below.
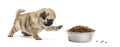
[47,19,53,23]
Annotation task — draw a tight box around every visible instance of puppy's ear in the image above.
[40,11,46,20]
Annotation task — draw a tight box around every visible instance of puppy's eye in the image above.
[47,13,49,16]
[40,11,46,20]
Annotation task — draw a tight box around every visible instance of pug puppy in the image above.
[8,8,63,40]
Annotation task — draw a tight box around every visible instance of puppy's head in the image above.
[40,8,56,26]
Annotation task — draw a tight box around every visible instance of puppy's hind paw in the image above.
[8,35,13,37]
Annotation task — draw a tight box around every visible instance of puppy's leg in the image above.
[32,30,41,40]
[8,25,19,37]
[21,31,32,36]
[45,25,63,31]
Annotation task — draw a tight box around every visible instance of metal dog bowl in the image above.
[67,31,94,43]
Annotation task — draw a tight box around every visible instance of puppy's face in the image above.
[40,9,56,26]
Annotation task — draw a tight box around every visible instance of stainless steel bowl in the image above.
[67,31,94,43]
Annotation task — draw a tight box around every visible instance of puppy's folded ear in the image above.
[40,11,46,19]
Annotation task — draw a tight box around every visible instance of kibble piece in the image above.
[105,41,107,43]
[100,40,104,43]
[96,40,98,42]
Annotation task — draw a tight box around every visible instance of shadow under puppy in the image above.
[8,8,63,40]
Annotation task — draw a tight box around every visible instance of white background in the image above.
[0,0,120,47]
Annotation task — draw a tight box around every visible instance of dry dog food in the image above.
[96,40,107,43]
[100,40,104,43]
[68,25,95,32]
[105,41,107,43]
[96,40,98,42]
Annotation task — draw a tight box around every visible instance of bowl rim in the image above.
[67,30,95,33]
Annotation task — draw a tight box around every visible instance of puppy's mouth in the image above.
[44,19,53,26]
[44,23,53,26]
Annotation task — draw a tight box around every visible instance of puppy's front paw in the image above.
[33,36,42,40]
[51,25,63,31]
[58,25,63,29]
[36,38,42,40]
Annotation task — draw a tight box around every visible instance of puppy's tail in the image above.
[16,9,25,17]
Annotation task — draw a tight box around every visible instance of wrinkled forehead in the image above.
[45,9,56,19]
[47,15,55,19]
